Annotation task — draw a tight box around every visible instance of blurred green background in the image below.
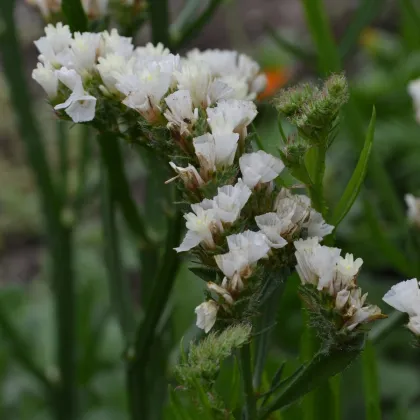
[1,0,420,419]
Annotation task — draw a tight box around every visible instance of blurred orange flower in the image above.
[258,68,289,100]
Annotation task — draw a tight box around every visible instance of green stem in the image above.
[99,159,135,341]
[0,3,76,419]
[54,225,76,420]
[149,0,170,47]
[369,311,406,344]
[127,207,183,419]
[307,145,327,216]
[239,343,257,420]
[362,340,381,420]
[74,125,92,218]
[57,121,69,200]
[97,132,154,248]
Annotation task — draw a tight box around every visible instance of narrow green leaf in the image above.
[362,340,381,420]
[331,106,376,227]
[261,335,365,418]
[300,0,341,74]
[251,123,266,152]
[62,0,88,33]
[370,311,406,344]
[339,0,383,58]
[363,200,413,278]
[266,25,315,63]
[400,0,420,51]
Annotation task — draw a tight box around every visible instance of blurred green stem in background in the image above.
[239,343,258,420]
[362,340,382,420]
[0,0,77,418]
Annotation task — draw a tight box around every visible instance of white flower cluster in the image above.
[383,278,420,335]
[405,193,420,228]
[32,23,266,128]
[189,187,335,333]
[27,0,113,19]
[294,237,383,331]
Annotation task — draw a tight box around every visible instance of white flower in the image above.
[100,29,133,58]
[34,23,72,65]
[303,210,334,238]
[167,162,204,187]
[195,301,218,333]
[117,66,171,121]
[97,54,129,93]
[135,42,170,57]
[255,213,289,249]
[227,230,270,263]
[210,179,252,223]
[186,48,238,76]
[215,230,270,279]
[408,79,420,123]
[207,80,235,105]
[239,151,285,188]
[251,73,268,95]
[294,238,341,290]
[206,99,257,139]
[382,278,420,317]
[55,67,82,90]
[67,32,101,72]
[334,254,363,292]
[193,132,239,171]
[32,63,58,98]
[174,61,213,107]
[346,304,383,331]
[405,194,420,227]
[407,315,420,335]
[275,190,311,227]
[174,205,222,252]
[217,75,253,100]
[164,90,198,134]
[54,78,96,123]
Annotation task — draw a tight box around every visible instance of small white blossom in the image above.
[346,304,383,331]
[210,179,252,223]
[206,99,257,139]
[174,61,213,107]
[97,54,128,93]
[167,162,204,188]
[56,67,82,90]
[382,278,420,317]
[408,79,420,123]
[195,301,218,333]
[67,32,101,73]
[334,254,363,292]
[207,79,235,105]
[34,23,72,66]
[193,132,239,172]
[255,213,289,249]
[294,237,341,289]
[32,63,58,99]
[135,42,170,58]
[303,210,334,238]
[175,205,222,252]
[82,0,109,18]
[239,151,285,188]
[117,66,171,121]
[54,78,96,123]
[164,90,198,134]
[405,194,420,227]
[215,250,250,280]
[100,29,133,58]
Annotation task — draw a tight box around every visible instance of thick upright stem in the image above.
[149,0,170,46]
[239,343,257,420]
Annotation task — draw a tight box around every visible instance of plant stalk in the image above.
[239,343,257,420]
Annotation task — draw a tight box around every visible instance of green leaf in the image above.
[300,0,341,74]
[188,266,218,282]
[339,0,383,58]
[400,0,420,51]
[260,335,365,418]
[62,0,88,33]
[331,106,376,227]
[362,340,381,420]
